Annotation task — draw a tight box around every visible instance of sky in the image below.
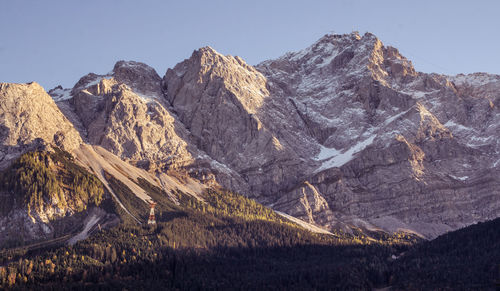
[1,0,500,90]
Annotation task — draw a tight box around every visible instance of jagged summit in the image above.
[173,45,255,75]
[279,31,363,62]
[112,60,162,97]
[164,45,268,113]
[258,31,416,87]
[113,60,158,74]
[194,45,219,56]
[68,60,162,98]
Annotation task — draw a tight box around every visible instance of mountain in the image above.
[0,30,499,289]
[253,32,500,238]
[0,82,81,168]
[1,31,499,244]
[162,32,500,238]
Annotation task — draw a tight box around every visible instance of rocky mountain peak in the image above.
[164,46,269,115]
[185,46,259,74]
[177,46,228,73]
[257,31,416,88]
[195,46,219,57]
[113,60,158,75]
[61,62,196,171]
[69,60,162,99]
[71,73,108,95]
[162,46,310,197]
[112,60,162,97]
[0,82,82,168]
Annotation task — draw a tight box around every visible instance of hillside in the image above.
[0,161,419,289]
[0,149,112,247]
[391,217,500,290]
[1,168,497,289]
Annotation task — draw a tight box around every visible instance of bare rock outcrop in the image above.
[66,62,196,171]
[0,82,82,169]
[163,47,312,197]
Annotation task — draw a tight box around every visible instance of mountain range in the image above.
[0,32,500,290]
[1,30,500,289]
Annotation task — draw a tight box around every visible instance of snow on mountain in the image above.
[3,32,499,240]
[47,85,72,101]
[254,32,500,238]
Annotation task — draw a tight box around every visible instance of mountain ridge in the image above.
[1,31,499,241]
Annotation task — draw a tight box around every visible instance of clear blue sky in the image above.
[1,0,499,89]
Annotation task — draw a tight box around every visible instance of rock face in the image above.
[65,61,196,171]
[162,47,312,197]
[0,82,82,169]
[2,31,499,240]
[161,32,500,238]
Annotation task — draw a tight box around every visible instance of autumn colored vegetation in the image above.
[0,149,497,289]
[0,149,104,216]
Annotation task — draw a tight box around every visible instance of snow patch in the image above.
[400,89,440,99]
[316,135,376,172]
[85,77,110,88]
[210,159,233,174]
[444,120,495,147]
[136,92,159,103]
[49,87,72,102]
[449,174,468,181]
[449,73,500,87]
[466,135,494,146]
[314,145,340,161]
[444,120,470,132]
[382,108,411,126]
[316,45,339,68]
